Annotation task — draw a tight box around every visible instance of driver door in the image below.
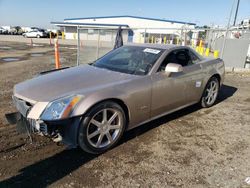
[151,70,187,118]
[151,48,203,118]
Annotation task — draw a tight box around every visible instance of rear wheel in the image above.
[36,35,40,38]
[201,77,219,108]
[78,101,126,154]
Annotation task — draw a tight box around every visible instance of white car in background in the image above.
[23,29,48,38]
[0,27,8,34]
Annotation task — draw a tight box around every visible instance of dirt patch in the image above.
[245,98,250,102]
[0,41,250,187]
[1,57,22,62]
[29,53,45,57]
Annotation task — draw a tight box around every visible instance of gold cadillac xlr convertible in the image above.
[6,44,225,154]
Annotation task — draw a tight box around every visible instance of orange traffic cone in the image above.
[54,39,60,69]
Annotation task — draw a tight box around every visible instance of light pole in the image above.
[220,0,236,59]
[233,0,240,26]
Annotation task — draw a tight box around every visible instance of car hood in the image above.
[14,65,135,103]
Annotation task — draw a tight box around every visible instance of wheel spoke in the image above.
[108,112,118,125]
[88,130,100,139]
[106,132,113,143]
[96,134,104,147]
[207,97,210,104]
[102,109,107,123]
[212,89,218,94]
[206,96,209,103]
[212,83,216,90]
[208,96,213,104]
[109,125,120,130]
[90,119,102,128]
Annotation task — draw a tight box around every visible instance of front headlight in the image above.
[40,95,83,120]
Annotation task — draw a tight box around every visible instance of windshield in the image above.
[92,46,163,75]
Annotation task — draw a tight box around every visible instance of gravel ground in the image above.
[0,41,250,188]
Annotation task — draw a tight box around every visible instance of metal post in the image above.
[111,30,114,43]
[207,29,211,49]
[184,30,187,46]
[233,0,240,26]
[180,27,183,45]
[144,29,146,43]
[221,0,236,59]
[96,29,100,60]
[77,26,80,66]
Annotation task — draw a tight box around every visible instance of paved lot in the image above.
[0,41,250,187]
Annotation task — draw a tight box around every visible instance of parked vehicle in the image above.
[1,26,11,34]
[47,29,62,38]
[14,26,23,35]
[6,44,225,154]
[0,27,8,34]
[22,29,48,38]
[8,26,23,35]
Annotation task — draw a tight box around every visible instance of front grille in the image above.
[40,123,48,134]
[28,118,37,133]
[12,96,50,136]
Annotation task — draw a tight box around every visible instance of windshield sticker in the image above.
[143,48,161,54]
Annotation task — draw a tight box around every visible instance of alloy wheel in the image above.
[86,108,123,148]
[204,80,218,105]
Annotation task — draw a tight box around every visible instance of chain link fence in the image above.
[73,27,250,68]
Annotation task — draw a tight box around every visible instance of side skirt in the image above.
[127,101,198,131]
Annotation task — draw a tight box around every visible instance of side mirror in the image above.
[165,63,183,73]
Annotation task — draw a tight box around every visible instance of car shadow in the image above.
[0,84,237,187]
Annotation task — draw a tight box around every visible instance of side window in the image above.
[158,49,191,72]
[175,50,190,66]
[189,51,201,64]
[157,51,176,72]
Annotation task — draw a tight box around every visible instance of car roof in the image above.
[124,43,186,50]
[124,43,204,60]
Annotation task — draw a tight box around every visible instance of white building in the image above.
[52,15,196,44]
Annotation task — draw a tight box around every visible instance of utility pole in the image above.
[233,0,240,26]
[221,0,236,59]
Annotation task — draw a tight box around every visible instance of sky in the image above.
[0,0,249,28]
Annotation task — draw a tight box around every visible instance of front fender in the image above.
[70,89,129,118]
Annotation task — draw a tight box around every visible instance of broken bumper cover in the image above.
[6,96,80,147]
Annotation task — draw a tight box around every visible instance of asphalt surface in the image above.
[0,41,250,188]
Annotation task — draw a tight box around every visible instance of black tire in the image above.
[201,77,219,108]
[78,101,126,154]
[36,35,40,38]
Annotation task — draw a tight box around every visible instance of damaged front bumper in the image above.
[5,96,80,147]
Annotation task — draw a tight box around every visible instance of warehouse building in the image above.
[52,15,196,44]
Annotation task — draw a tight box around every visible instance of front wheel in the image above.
[78,101,126,154]
[36,35,40,38]
[201,77,219,108]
